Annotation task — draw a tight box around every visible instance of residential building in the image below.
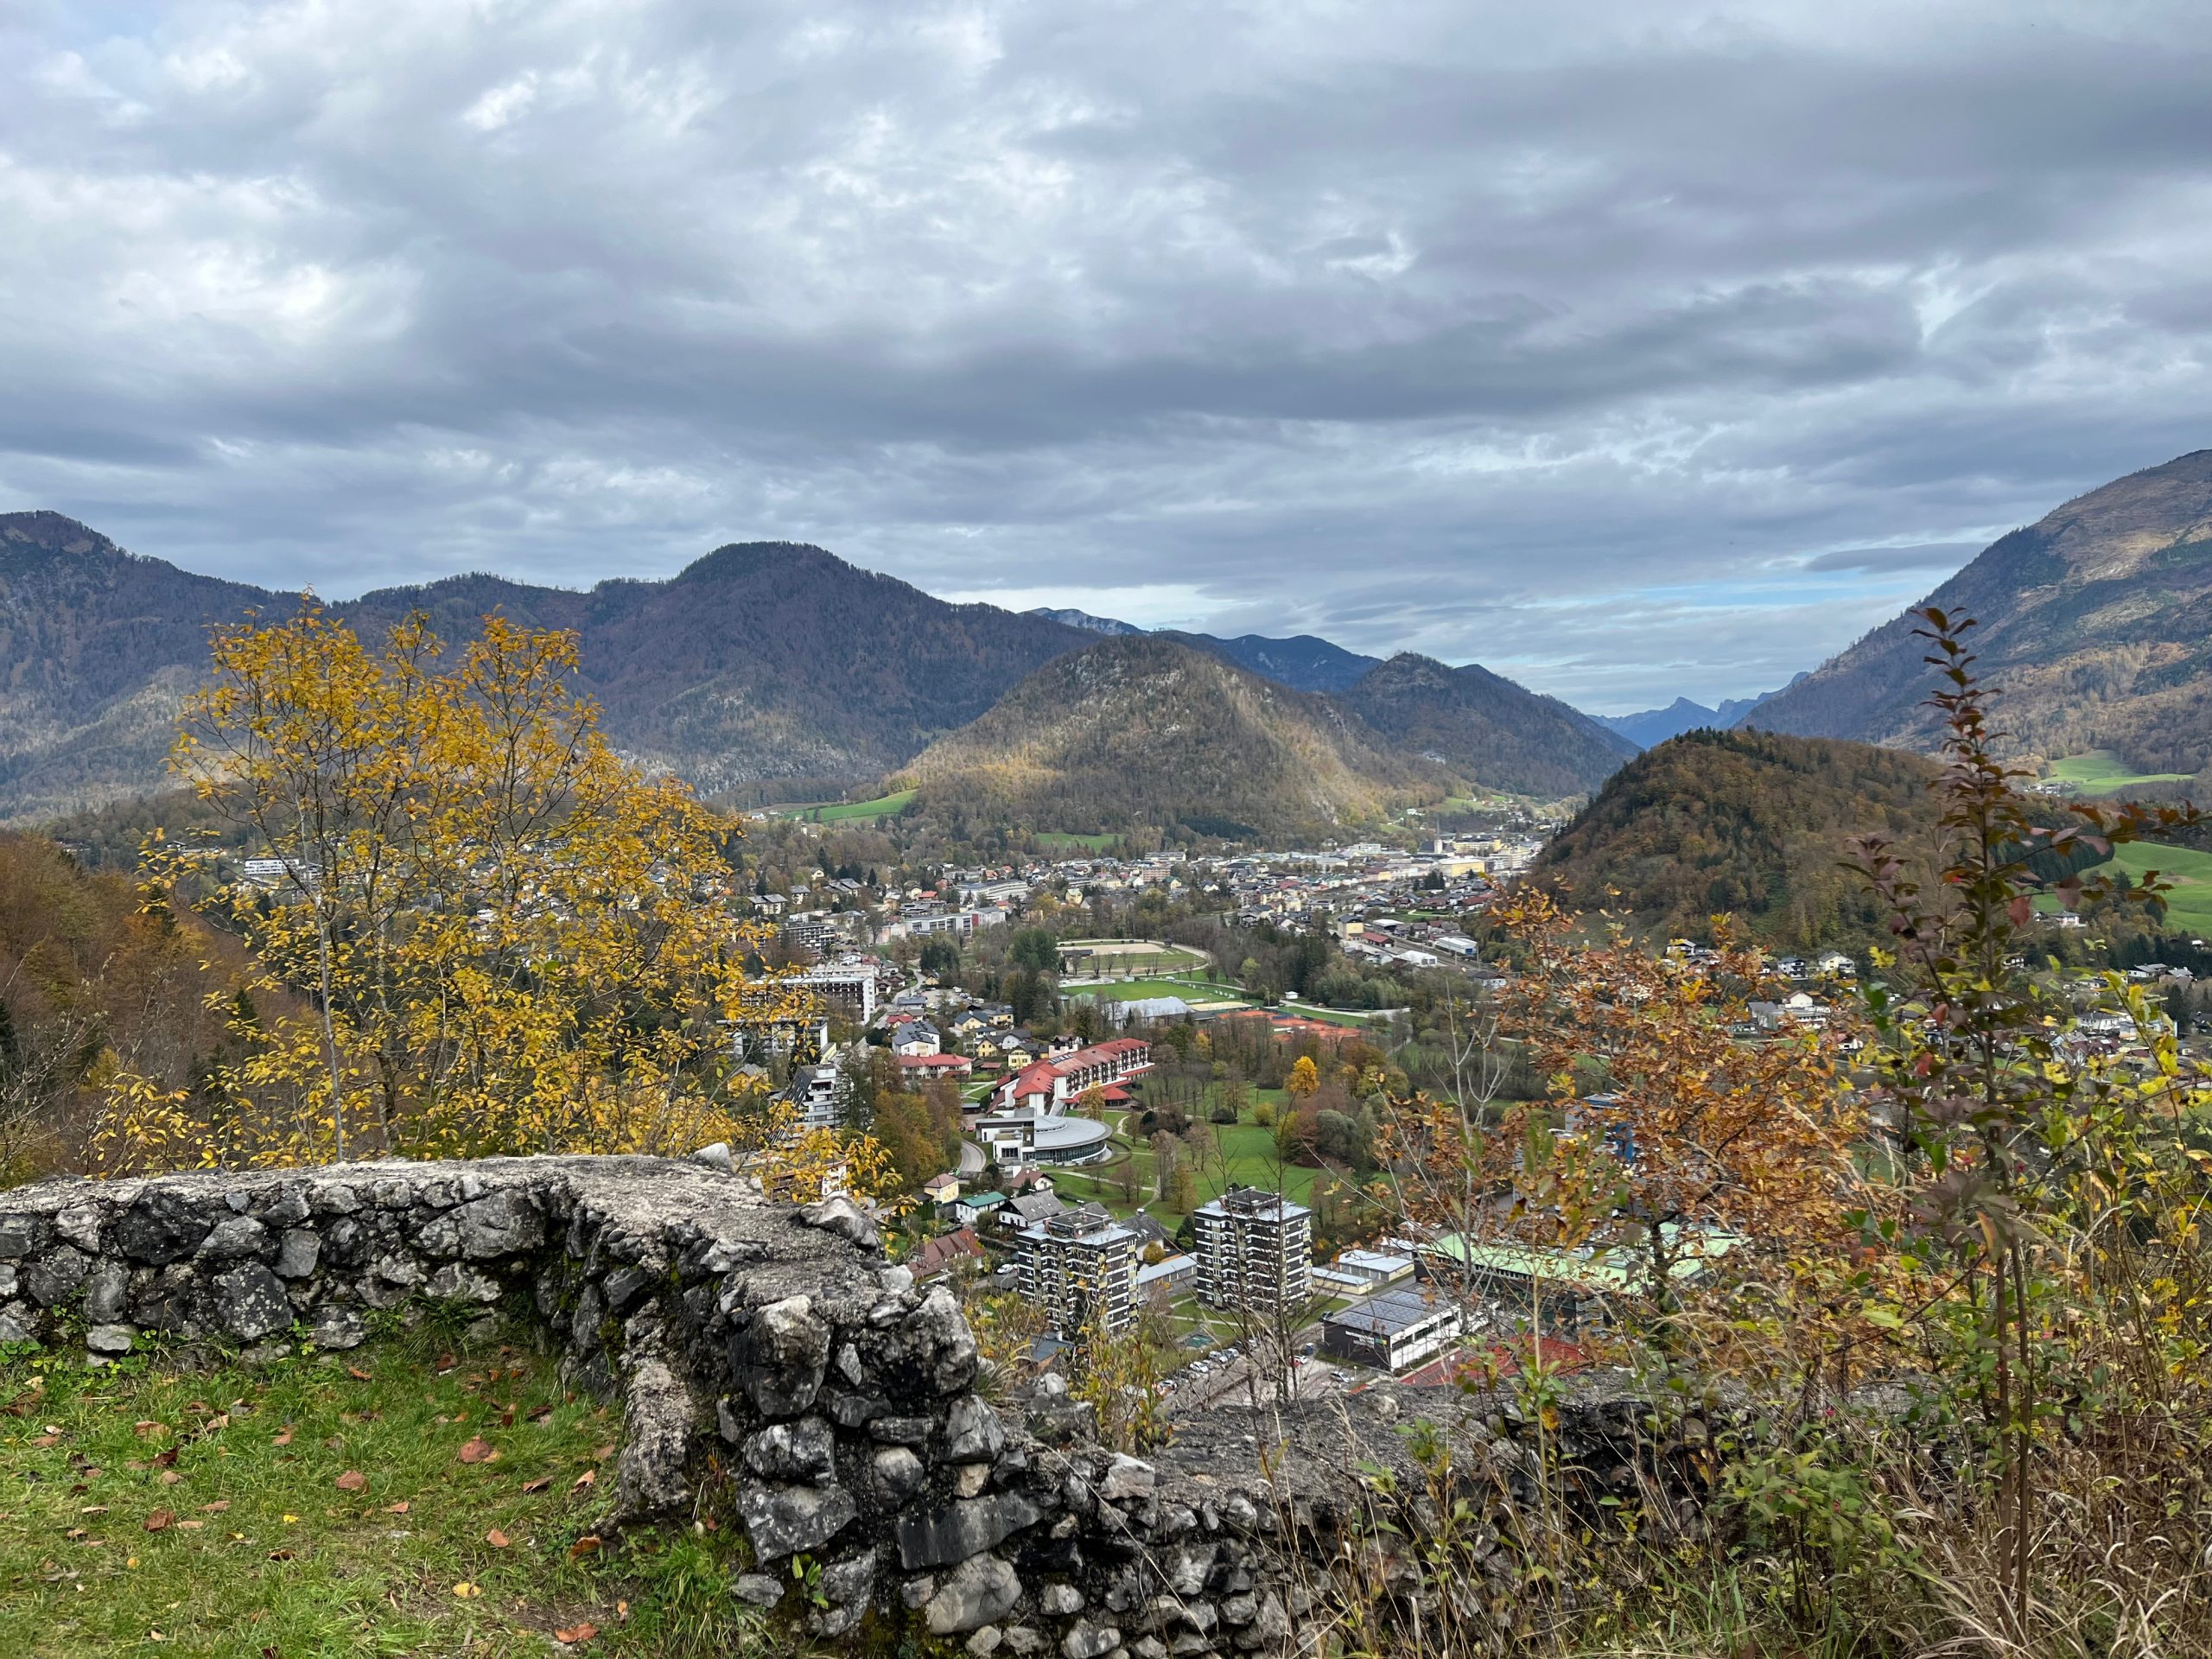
[953,1191,1008,1228]
[1003,1191,1066,1230]
[1192,1185,1313,1313]
[1014,1202,1140,1338]
[1320,1287,1463,1373]
[790,959,879,1025]
[911,1227,985,1282]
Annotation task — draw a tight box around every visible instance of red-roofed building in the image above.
[896,1053,975,1079]
[910,1228,986,1281]
[989,1038,1152,1112]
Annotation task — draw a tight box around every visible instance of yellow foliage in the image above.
[93,602,901,1208]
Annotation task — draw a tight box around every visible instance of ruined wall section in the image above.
[0,1157,1674,1657]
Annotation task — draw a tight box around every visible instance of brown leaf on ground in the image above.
[143,1511,174,1532]
[346,1367,370,1381]
[486,1529,511,1548]
[568,1535,601,1560]
[272,1427,293,1446]
[456,1438,493,1465]
[334,1471,366,1492]
[200,1501,230,1513]
[267,1548,295,1561]
[158,1471,182,1487]
[435,1352,456,1373]
[594,1443,615,1461]
[521,1476,552,1493]
[553,1623,598,1645]
[134,1421,165,1439]
[153,1447,178,1468]
[569,1469,594,1491]
[385,1502,410,1514]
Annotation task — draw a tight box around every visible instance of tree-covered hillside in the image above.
[1531,728,1943,949]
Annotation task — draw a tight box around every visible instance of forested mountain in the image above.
[1339,654,1637,799]
[1530,729,1946,949]
[1750,450,2212,772]
[0,513,1086,817]
[896,636,1452,842]
[1166,631,1382,694]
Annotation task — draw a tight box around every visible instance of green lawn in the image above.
[2044,751,2197,795]
[2037,839,2212,933]
[802,789,916,823]
[0,1319,757,1658]
[1033,832,1118,853]
[1052,1112,1325,1226]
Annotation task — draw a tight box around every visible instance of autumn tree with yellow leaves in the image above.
[98,604,899,1205]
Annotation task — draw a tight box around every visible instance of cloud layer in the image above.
[4,0,2209,710]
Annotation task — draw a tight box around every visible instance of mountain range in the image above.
[0,511,1629,827]
[1750,450,2212,773]
[1596,679,1804,749]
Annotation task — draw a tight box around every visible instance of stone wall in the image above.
[0,1157,1686,1657]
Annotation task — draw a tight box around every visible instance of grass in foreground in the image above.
[0,1317,762,1659]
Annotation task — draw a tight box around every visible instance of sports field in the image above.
[2044,751,2197,795]
[1056,939,1213,979]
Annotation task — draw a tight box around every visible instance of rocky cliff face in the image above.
[0,1156,1697,1655]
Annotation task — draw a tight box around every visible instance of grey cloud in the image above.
[2,1,2211,709]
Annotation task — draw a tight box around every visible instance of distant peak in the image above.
[1027,607,1146,636]
[675,540,855,582]
[0,510,123,558]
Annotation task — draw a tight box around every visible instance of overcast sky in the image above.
[5,1,2209,712]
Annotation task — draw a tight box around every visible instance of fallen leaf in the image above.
[569,1535,601,1560]
[385,1502,410,1515]
[569,1469,594,1491]
[594,1443,615,1461]
[452,1581,480,1599]
[456,1438,493,1465]
[143,1511,174,1532]
[200,1502,230,1514]
[266,1548,294,1561]
[616,1601,628,1620]
[176,1520,204,1532]
[271,1427,293,1446]
[64,1528,86,1540]
[334,1471,366,1492]
[486,1529,511,1548]
[153,1447,178,1468]
[554,1623,598,1645]
[29,1433,60,1448]
[134,1421,164,1439]
[158,1471,182,1487]
[346,1367,370,1382]
[521,1477,552,1494]
[436,1352,457,1372]
[79,1505,108,1516]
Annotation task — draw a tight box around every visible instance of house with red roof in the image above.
[988,1038,1152,1112]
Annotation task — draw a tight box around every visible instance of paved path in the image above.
[957,1139,986,1176]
